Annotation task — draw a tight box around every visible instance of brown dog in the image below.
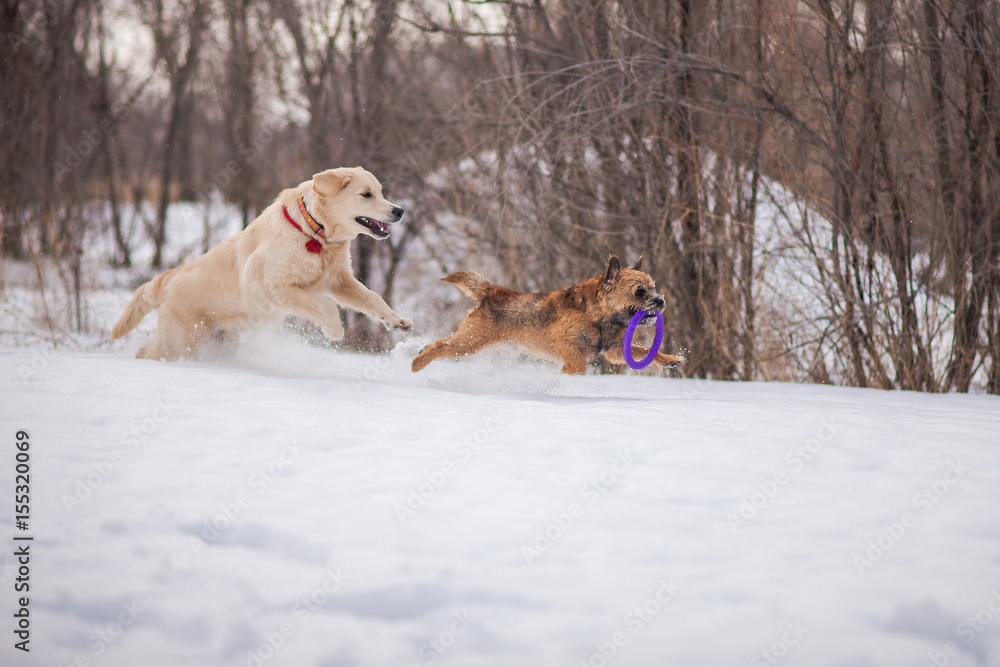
[411,255,682,375]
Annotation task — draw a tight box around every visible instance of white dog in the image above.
[111,167,412,360]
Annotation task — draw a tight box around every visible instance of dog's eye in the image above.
[634,287,647,298]
[361,192,373,199]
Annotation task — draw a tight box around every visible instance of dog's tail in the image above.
[110,270,173,340]
[443,271,493,302]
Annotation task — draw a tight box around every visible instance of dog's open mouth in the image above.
[356,216,390,238]
[637,311,659,326]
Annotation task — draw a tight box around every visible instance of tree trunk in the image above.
[152,85,184,269]
[150,0,208,269]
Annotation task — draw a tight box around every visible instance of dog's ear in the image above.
[603,255,621,286]
[631,255,643,271]
[312,169,352,197]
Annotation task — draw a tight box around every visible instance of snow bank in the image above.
[1,340,998,666]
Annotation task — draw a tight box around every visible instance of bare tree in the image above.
[222,0,260,228]
[3,0,996,391]
[147,0,210,269]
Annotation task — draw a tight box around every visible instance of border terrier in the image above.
[411,255,682,375]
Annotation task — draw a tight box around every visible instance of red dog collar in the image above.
[282,207,323,254]
[282,194,324,254]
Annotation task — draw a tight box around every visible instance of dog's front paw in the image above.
[654,353,683,368]
[385,316,413,332]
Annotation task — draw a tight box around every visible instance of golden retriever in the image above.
[111,167,412,360]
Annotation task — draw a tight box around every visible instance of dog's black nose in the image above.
[653,297,665,310]
[391,206,404,220]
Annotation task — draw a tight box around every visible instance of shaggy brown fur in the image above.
[411,255,683,375]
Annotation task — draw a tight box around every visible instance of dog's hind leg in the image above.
[410,323,493,372]
[137,310,211,360]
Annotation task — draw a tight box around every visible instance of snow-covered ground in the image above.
[2,332,999,667]
[0,181,997,665]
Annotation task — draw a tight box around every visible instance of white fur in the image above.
[111,167,411,360]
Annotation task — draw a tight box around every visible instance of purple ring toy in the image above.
[623,310,664,370]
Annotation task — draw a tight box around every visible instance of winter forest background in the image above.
[1,0,998,392]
